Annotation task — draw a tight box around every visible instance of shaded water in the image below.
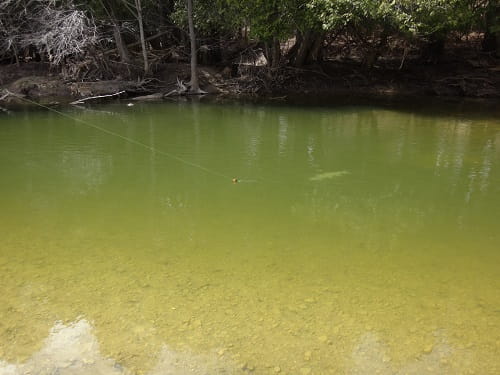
[0,101,499,374]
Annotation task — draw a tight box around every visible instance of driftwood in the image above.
[163,77,207,97]
[70,90,126,105]
[131,92,164,101]
[0,89,26,103]
[0,92,10,112]
[0,91,9,101]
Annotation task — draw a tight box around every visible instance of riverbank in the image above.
[1,55,499,109]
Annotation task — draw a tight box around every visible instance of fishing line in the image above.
[7,92,233,181]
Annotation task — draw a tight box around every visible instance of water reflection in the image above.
[306,135,316,167]
[297,111,499,237]
[61,150,113,195]
[278,115,288,156]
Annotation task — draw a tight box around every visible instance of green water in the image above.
[0,101,499,374]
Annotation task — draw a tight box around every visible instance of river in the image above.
[0,100,499,374]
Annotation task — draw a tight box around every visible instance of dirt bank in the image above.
[1,57,499,109]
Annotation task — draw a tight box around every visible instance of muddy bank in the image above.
[1,59,499,110]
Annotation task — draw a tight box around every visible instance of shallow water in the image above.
[0,101,499,374]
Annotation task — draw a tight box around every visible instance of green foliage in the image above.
[171,0,322,42]
[307,0,474,36]
[171,0,243,36]
[1,0,496,66]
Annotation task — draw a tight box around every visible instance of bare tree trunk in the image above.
[100,0,130,65]
[12,44,20,66]
[135,0,149,74]
[187,0,201,92]
[113,23,131,64]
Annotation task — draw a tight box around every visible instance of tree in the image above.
[1,0,495,81]
[187,0,201,92]
[0,0,99,66]
[135,0,149,74]
[113,0,150,74]
[97,0,131,65]
[482,0,500,55]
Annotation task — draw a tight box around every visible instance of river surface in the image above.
[0,100,499,374]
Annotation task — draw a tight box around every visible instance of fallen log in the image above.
[0,89,26,103]
[131,92,164,101]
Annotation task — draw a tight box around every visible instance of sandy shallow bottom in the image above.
[0,230,499,375]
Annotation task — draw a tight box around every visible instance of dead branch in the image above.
[0,90,9,101]
[0,89,25,101]
[103,30,171,55]
[1,0,100,67]
[162,77,208,97]
[24,2,100,66]
[70,90,126,105]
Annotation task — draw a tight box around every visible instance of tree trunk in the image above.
[482,31,498,55]
[286,33,302,63]
[482,1,500,56]
[12,43,20,66]
[497,32,500,56]
[113,23,131,64]
[100,1,130,65]
[135,0,149,74]
[309,34,324,63]
[187,0,201,93]
[271,38,281,67]
[264,38,281,68]
[158,0,174,27]
[289,31,324,67]
[362,30,388,69]
[293,31,314,67]
[106,3,131,65]
[421,34,445,63]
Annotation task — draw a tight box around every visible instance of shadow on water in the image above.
[2,92,500,123]
[203,93,500,122]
